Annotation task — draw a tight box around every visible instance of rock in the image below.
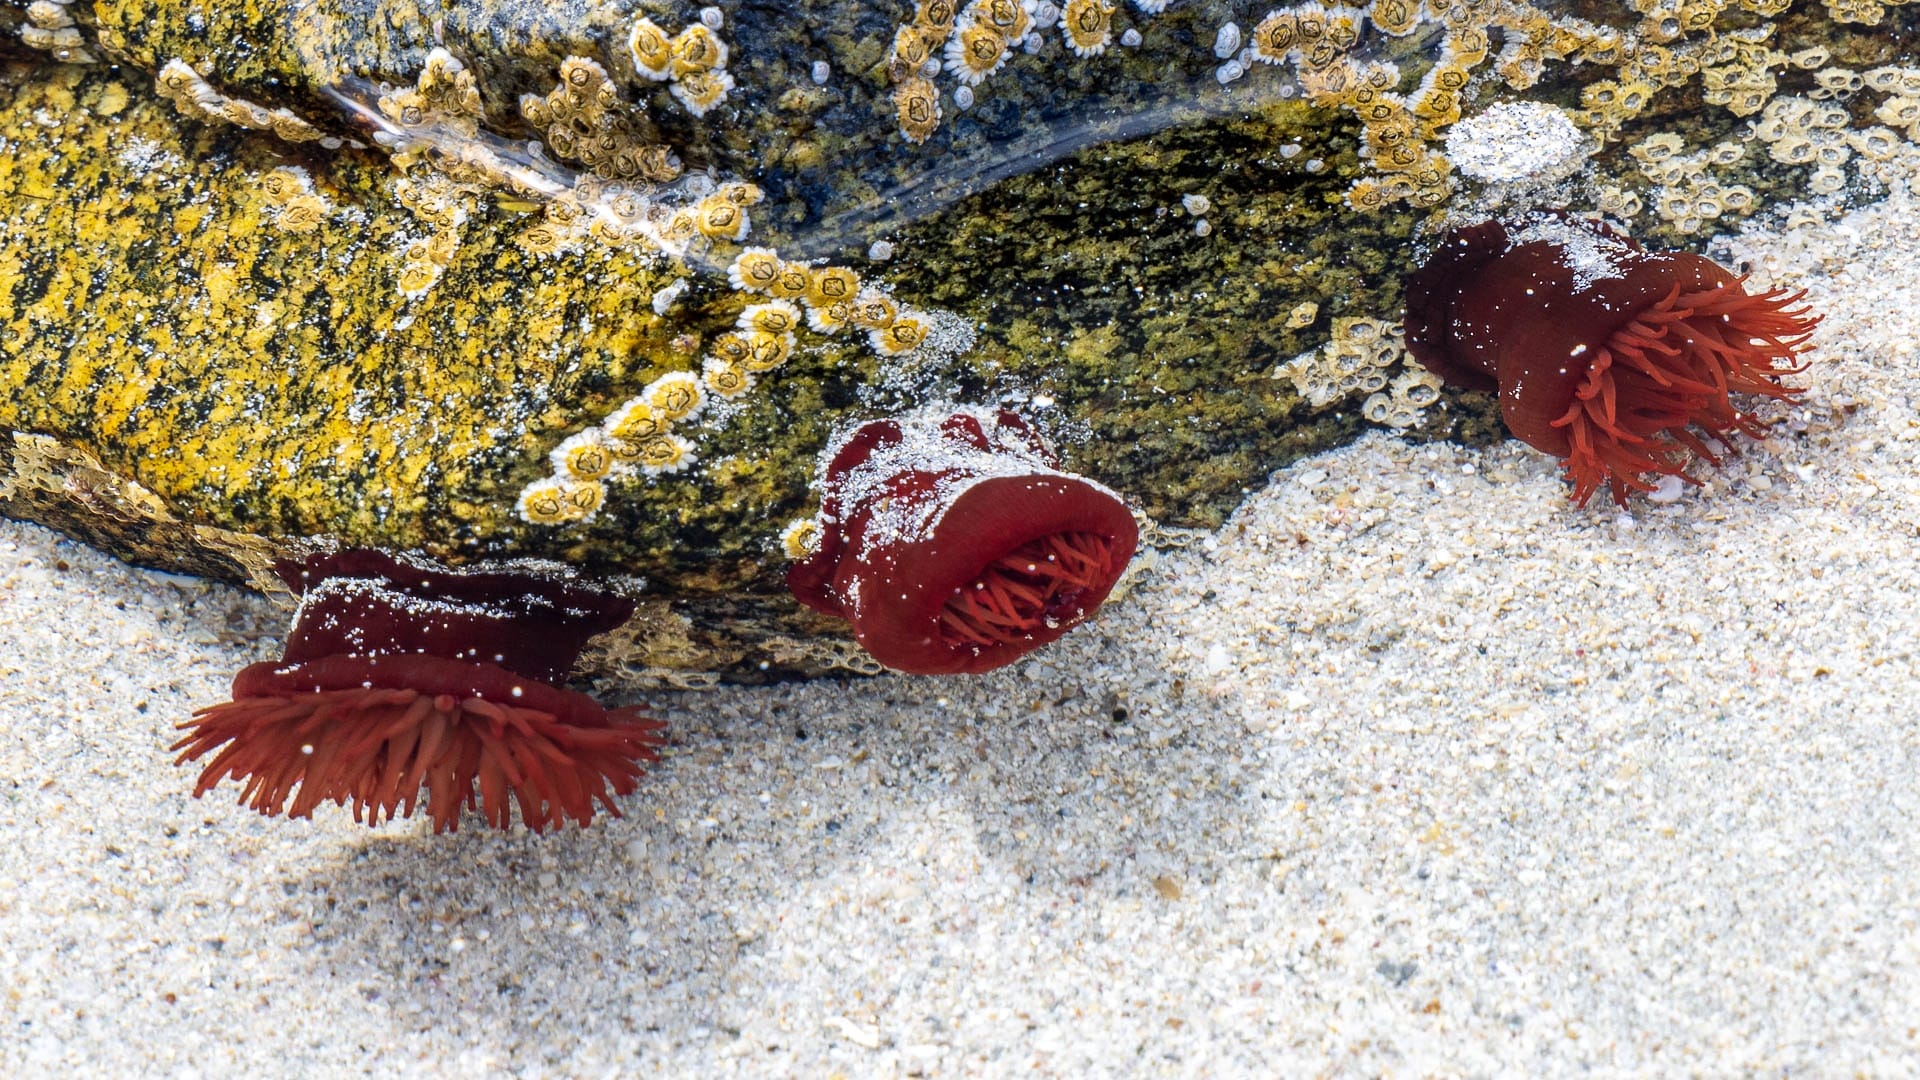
[0,1,1891,679]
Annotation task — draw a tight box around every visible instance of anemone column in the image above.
[788,408,1138,675]
[174,550,661,832]
[1403,214,1819,506]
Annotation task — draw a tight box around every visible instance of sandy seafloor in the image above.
[8,175,1920,1076]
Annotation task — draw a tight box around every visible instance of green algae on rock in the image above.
[2,0,1917,679]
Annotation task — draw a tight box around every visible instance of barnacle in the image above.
[768,263,814,301]
[808,299,856,335]
[780,518,822,560]
[708,331,755,368]
[870,313,931,355]
[852,294,901,330]
[890,24,942,80]
[728,247,784,292]
[743,330,797,372]
[695,193,751,240]
[920,0,963,30]
[516,222,568,255]
[895,77,943,144]
[739,300,803,335]
[703,357,755,398]
[628,17,675,80]
[606,399,667,443]
[807,267,862,310]
[945,21,1011,86]
[632,433,697,475]
[552,429,616,481]
[671,70,735,118]
[1875,94,1920,128]
[660,208,701,246]
[724,182,764,206]
[516,476,604,524]
[395,260,441,297]
[979,0,1035,39]
[1322,5,1364,51]
[1391,367,1443,409]
[1848,126,1903,160]
[275,194,329,233]
[1369,0,1423,35]
[645,372,707,422]
[1250,12,1298,64]
[1060,0,1117,58]
[671,24,729,77]
[258,167,307,204]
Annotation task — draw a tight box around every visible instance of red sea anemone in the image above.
[1403,214,1819,506]
[788,408,1138,675]
[173,550,662,832]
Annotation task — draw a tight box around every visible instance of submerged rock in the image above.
[2,0,1913,679]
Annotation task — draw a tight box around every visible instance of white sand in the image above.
[8,187,1920,1073]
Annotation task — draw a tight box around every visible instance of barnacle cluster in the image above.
[356,47,766,261]
[516,371,708,526]
[19,0,94,64]
[1275,315,1439,430]
[884,0,963,143]
[521,174,765,257]
[513,246,947,526]
[1756,74,1920,195]
[881,0,1137,143]
[1619,132,1755,235]
[1240,1,1494,210]
[1593,58,1920,235]
[521,57,683,183]
[627,13,737,118]
[156,59,333,146]
[351,47,558,204]
[1192,0,1920,216]
[383,167,488,297]
[256,167,332,235]
[1823,0,1919,25]
[378,47,483,143]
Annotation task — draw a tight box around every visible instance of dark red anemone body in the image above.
[789,409,1138,675]
[173,550,661,832]
[1404,215,1819,506]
